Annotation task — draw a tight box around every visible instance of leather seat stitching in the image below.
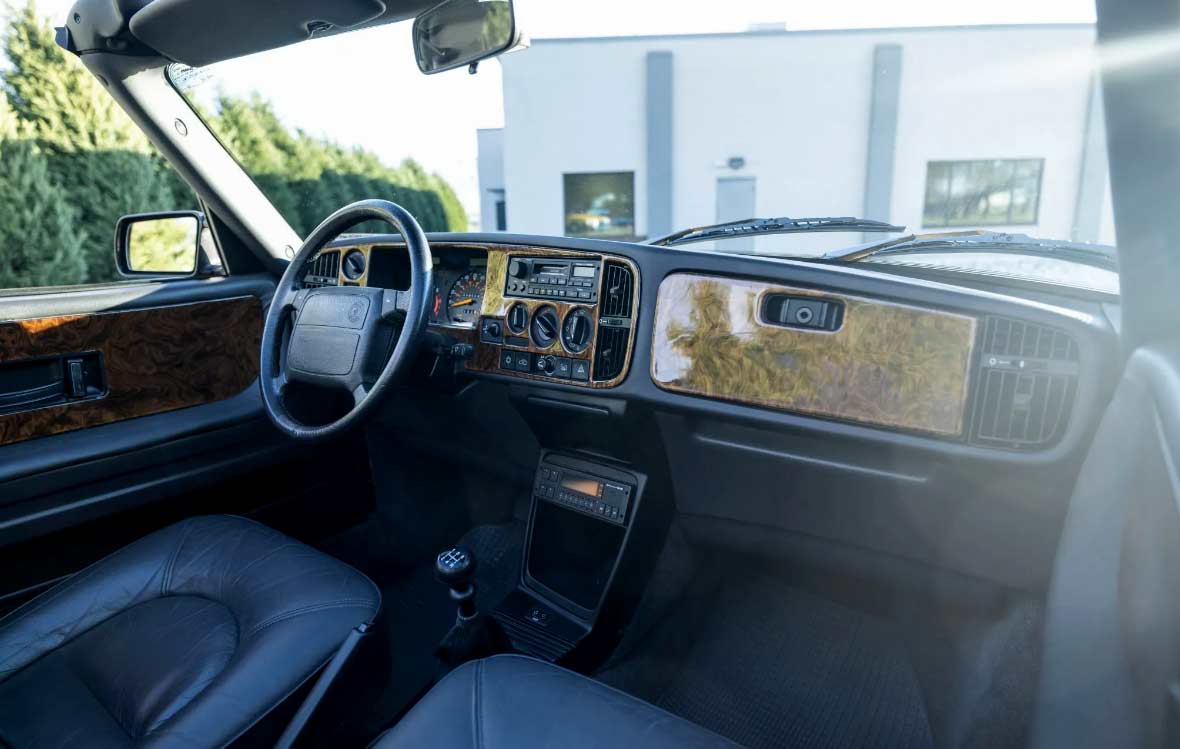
[473,658,484,749]
[161,517,195,596]
[244,599,378,638]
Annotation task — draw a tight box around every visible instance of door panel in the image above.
[0,275,374,610]
[0,296,260,445]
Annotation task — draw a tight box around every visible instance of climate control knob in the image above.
[530,305,560,349]
[506,302,528,334]
[561,308,595,354]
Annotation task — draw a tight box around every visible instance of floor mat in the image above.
[599,573,934,749]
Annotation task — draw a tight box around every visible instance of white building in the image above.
[478,24,1116,252]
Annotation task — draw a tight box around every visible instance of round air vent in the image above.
[342,249,366,281]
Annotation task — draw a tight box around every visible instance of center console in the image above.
[469,249,638,388]
[492,451,647,663]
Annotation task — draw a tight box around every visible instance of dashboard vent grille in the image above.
[593,324,629,381]
[302,251,339,288]
[970,317,1079,449]
[601,261,634,319]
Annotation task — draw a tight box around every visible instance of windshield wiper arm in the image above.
[824,231,1119,271]
[649,216,905,247]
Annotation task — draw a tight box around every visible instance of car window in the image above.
[0,4,198,291]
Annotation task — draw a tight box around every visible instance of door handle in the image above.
[0,352,105,415]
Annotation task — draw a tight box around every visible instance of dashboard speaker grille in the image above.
[601,261,634,319]
[969,317,1078,449]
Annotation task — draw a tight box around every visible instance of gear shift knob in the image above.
[436,546,477,619]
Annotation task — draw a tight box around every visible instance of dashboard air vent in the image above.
[302,251,340,288]
[601,261,634,319]
[593,324,629,382]
[969,317,1079,449]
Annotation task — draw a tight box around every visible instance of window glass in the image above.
[923,159,1044,228]
[563,172,635,239]
[0,5,198,291]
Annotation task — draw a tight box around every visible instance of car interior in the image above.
[0,0,1178,747]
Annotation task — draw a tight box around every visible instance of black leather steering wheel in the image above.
[260,200,432,441]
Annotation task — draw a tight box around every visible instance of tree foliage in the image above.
[0,1,467,289]
[204,93,467,236]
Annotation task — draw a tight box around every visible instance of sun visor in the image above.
[127,0,410,66]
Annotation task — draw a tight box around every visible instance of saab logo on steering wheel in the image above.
[347,301,364,324]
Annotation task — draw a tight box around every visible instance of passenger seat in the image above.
[371,654,737,748]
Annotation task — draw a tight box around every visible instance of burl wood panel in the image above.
[0,297,261,446]
[651,274,977,436]
[467,246,638,388]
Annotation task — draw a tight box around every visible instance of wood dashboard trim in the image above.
[0,297,261,446]
[651,273,977,436]
[468,246,639,389]
[332,241,640,388]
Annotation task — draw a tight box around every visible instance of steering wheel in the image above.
[260,200,432,441]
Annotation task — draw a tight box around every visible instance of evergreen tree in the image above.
[2,1,196,282]
[0,97,88,287]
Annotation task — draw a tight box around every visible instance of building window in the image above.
[923,159,1043,228]
[563,172,635,238]
[494,199,507,231]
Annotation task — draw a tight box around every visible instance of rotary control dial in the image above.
[561,308,595,354]
[506,302,529,334]
[530,305,560,349]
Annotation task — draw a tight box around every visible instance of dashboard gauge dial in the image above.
[446,271,485,326]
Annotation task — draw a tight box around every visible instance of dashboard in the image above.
[300,233,1112,454]
[303,241,638,388]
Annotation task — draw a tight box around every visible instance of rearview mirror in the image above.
[114,211,202,277]
[413,0,518,75]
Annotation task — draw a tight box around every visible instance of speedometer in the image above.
[446,270,485,326]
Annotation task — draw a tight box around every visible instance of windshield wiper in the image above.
[823,230,1119,271]
[649,216,905,247]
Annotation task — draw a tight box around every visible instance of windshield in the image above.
[169,1,1115,290]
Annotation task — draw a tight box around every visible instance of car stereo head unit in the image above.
[534,461,630,525]
[505,257,600,304]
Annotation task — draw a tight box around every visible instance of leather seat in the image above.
[371,654,738,748]
[0,515,380,749]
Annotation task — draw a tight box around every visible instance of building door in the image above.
[716,177,756,250]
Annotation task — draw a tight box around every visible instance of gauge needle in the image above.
[450,298,476,308]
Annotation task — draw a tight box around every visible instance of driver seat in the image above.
[0,515,380,748]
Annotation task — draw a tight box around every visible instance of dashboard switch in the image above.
[571,359,591,382]
[499,349,515,370]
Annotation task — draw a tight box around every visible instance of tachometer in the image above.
[446,270,485,326]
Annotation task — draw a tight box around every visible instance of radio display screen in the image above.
[561,476,602,497]
[573,265,596,278]
[537,264,566,275]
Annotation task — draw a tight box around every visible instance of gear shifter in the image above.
[435,546,478,620]
[434,545,508,669]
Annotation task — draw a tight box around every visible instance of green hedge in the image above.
[0,2,467,289]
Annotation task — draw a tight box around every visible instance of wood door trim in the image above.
[0,296,262,446]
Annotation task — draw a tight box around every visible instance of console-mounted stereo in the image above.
[534,462,631,526]
[505,257,600,303]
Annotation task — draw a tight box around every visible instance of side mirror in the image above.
[413,0,519,75]
[114,211,203,278]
